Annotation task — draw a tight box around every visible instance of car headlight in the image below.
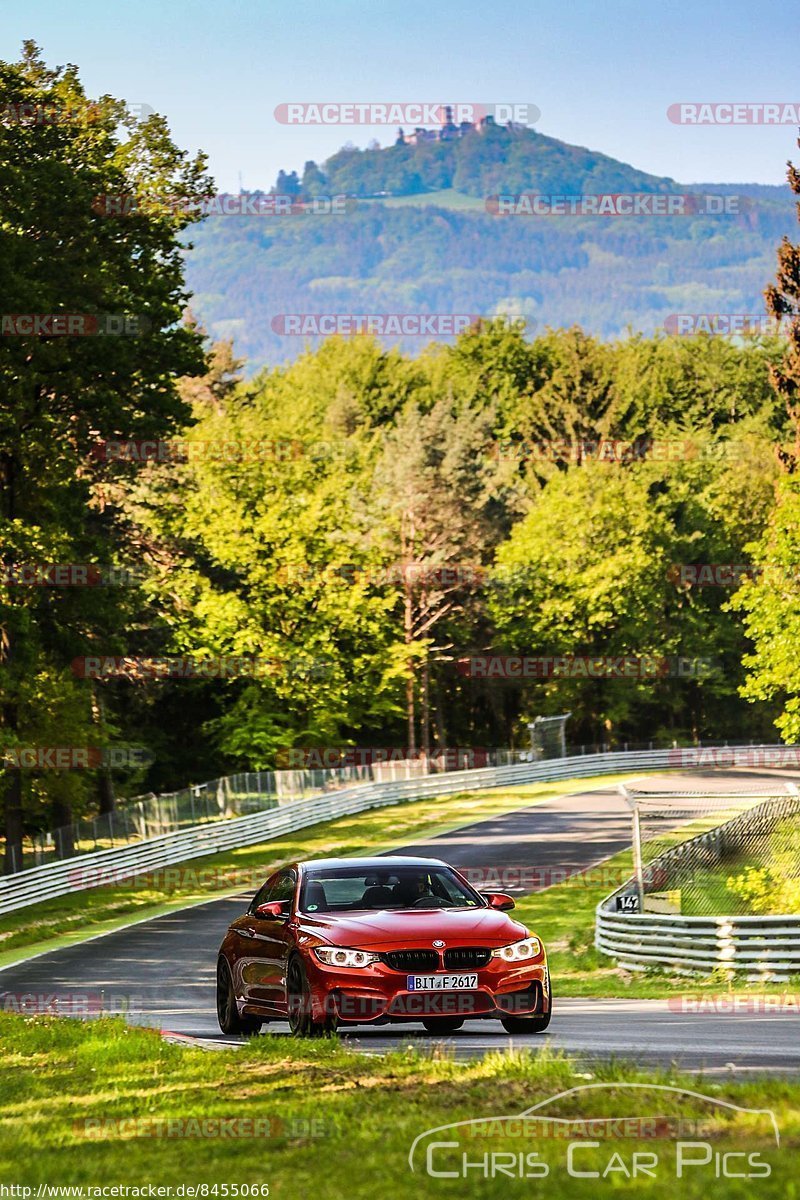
[491,936,542,963]
[313,946,380,968]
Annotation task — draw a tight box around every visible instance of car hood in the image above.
[297,906,529,949]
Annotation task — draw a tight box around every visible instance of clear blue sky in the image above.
[3,0,797,190]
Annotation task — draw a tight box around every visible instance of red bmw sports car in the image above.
[216,855,551,1036]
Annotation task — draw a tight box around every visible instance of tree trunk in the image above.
[1,449,24,873]
[434,672,448,747]
[420,654,431,768]
[404,573,416,756]
[2,762,23,874]
[406,673,416,757]
[97,770,115,816]
[92,686,115,814]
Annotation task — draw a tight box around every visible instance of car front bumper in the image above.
[304,955,550,1024]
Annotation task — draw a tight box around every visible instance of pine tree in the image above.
[765,134,800,469]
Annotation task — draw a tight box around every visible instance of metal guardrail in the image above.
[596,791,800,978]
[0,745,699,916]
[596,911,800,977]
[11,750,535,872]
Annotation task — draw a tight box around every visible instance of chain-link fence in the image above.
[623,784,800,916]
[5,766,365,872]
[4,748,537,873]
[8,738,788,876]
[528,713,570,759]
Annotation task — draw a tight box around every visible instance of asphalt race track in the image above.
[2,768,799,1072]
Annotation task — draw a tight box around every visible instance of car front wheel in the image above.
[500,971,552,1035]
[286,955,338,1037]
[216,957,262,1036]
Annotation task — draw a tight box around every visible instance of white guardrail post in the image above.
[618,783,645,913]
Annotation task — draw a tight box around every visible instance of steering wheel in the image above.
[412,896,454,908]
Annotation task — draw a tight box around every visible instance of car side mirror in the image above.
[482,892,515,912]
[255,900,289,920]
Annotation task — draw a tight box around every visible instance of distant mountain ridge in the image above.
[184,126,796,369]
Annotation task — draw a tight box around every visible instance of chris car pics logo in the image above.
[408,1084,779,1180]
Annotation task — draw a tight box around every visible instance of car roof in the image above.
[300,855,449,872]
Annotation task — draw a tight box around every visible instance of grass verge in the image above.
[0,1014,796,1196]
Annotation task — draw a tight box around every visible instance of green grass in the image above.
[679,865,750,916]
[0,1014,796,1196]
[0,773,638,967]
[358,188,486,211]
[679,814,800,916]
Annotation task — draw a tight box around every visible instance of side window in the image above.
[271,871,297,905]
[249,873,280,913]
[249,870,296,913]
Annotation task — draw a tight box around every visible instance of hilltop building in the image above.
[395,106,506,146]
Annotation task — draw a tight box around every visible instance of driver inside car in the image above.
[392,873,432,906]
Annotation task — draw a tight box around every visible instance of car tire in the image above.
[421,1018,465,1034]
[500,970,552,1035]
[216,956,262,1036]
[286,955,338,1037]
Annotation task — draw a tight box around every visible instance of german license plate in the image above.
[407,973,478,991]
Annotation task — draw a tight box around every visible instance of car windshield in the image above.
[299,866,483,913]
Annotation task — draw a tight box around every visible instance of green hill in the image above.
[184,125,796,368]
[310,123,680,198]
